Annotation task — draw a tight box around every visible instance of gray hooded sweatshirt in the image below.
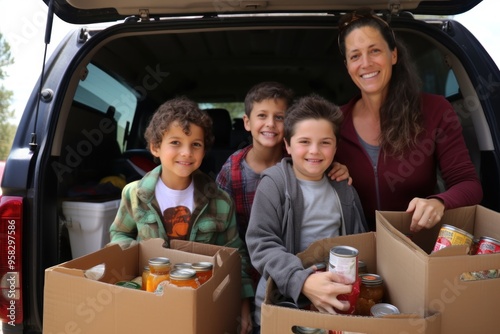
[246,157,368,323]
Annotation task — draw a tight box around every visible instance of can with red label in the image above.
[329,246,359,315]
[432,224,474,253]
[476,236,500,254]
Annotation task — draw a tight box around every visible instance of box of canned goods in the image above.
[376,205,500,334]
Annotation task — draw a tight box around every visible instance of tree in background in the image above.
[0,32,16,161]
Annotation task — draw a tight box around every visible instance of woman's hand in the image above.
[328,162,353,185]
[406,198,445,233]
[301,271,352,314]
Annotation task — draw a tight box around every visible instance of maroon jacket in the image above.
[336,93,482,230]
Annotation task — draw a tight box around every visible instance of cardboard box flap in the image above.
[474,205,500,239]
[262,274,441,334]
[46,243,138,282]
[297,232,377,271]
[261,305,441,334]
[139,238,238,272]
[376,211,471,257]
[170,239,231,256]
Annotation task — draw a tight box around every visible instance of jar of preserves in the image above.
[356,273,384,316]
[173,262,193,270]
[169,268,200,289]
[191,261,213,284]
[141,265,150,290]
[146,257,171,292]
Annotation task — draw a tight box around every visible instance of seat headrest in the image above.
[204,108,232,148]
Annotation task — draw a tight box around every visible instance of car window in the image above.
[74,63,138,151]
[199,102,245,120]
[445,69,460,97]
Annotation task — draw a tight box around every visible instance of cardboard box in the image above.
[62,199,121,258]
[376,205,500,334]
[43,238,242,334]
[261,233,441,334]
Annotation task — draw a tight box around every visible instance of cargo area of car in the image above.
[39,17,489,264]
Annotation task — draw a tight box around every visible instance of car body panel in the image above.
[45,0,482,24]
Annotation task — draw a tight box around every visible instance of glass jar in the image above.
[169,268,200,289]
[173,262,193,270]
[356,273,384,316]
[141,265,150,290]
[146,257,171,292]
[191,261,213,285]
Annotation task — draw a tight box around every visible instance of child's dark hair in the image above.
[284,94,343,144]
[145,96,214,151]
[244,81,294,116]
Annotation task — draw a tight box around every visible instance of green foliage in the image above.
[0,32,15,160]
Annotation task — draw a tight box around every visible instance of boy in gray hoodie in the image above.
[246,94,368,330]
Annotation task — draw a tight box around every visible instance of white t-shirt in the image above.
[155,179,195,240]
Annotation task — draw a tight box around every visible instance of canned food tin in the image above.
[476,236,500,254]
[370,303,400,317]
[432,224,473,253]
[329,246,358,283]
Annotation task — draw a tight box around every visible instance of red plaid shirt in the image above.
[216,145,254,240]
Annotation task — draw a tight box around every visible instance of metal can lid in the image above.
[360,273,383,286]
[441,224,474,240]
[170,268,197,280]
[370,303,400,317]
[191,261,213,271]
[148,257,171,265]
[330,245,359,257]
[479,236,500,246]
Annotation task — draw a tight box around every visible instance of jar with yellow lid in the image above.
[356,273,384,316]
[191,262,213,285]
[146,257,171,292]
[169,268,200,289]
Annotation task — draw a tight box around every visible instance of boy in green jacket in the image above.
[109,96,254,334]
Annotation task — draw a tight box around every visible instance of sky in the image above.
[0,0,499,124]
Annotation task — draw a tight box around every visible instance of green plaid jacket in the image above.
[109,165,254,298]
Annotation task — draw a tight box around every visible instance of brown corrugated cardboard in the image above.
[376,205,500,334]
[43,238,241,334]
[261,233,441,334]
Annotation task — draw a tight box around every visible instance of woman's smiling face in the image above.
[344,25,397,98]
